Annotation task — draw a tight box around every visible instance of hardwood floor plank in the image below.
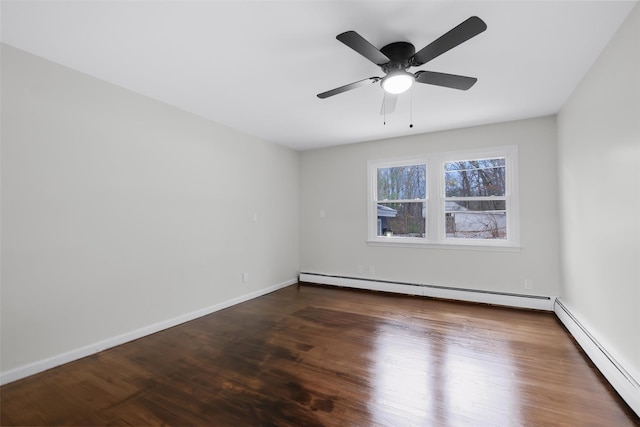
[1,284,638,426]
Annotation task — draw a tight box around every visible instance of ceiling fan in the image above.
[317,16,487,113]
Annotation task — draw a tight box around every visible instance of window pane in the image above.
[445,158,505,197]
[377,165,426,200]
[377,202,425,237]
[445,201,506,239]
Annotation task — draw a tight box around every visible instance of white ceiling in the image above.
[1,1,636,150]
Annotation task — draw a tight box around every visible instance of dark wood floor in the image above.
[1,283,638,426]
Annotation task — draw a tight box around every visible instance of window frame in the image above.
[368,157,429,244]
[367,145,520,251]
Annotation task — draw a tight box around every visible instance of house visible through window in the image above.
[375,164,426,237]
[368,146,519,249]
[444,158,507,239]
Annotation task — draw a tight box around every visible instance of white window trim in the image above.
[367,145,521,251]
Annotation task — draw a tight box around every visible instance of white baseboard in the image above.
[0,278,297,386]
[554,299,640,417]
[299,273,556,311]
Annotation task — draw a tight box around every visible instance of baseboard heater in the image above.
[299,272,555,311]
[554,299,640,416]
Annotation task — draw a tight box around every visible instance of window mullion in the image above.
[428,159,441,242]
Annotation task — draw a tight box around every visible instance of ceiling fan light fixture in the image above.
[382,71,414,94]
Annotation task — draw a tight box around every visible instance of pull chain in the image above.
[383,93,387,125]
[409,87,414,129]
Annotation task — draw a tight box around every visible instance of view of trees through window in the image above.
[376,165,426,237]
[370,148,516,245]
[444,158,507,239]
[375,159,508,239]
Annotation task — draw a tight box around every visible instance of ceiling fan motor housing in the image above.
[380,41,416,73]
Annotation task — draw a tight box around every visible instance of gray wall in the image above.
[299,116,562,297]
[1,45,299,373]
[557,3,639,381]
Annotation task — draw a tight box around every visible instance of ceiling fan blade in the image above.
[317,77,381,99]
[336,31,391,65]
[411,16,487,66]
[415,71,478,90]
[380,93,398,115]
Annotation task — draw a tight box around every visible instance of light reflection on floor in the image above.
[369,320,521,426]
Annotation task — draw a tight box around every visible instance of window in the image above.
[444,158,507,240]
[368,146,519,250]
[375,162,426,238]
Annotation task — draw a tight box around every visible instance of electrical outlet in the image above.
[319,210,326,219]
[524,279,533,290]
[242,272,249,283]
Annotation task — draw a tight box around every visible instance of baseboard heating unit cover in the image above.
[554,299,639,417]
[299,273,555,311]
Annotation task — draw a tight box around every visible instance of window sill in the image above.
[366,238,522,252]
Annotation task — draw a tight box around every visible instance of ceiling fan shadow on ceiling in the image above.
[317,16,487,116]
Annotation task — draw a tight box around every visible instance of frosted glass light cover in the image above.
[382,72,414,94]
